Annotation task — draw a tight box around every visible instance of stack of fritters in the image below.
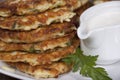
[0,0,90,78]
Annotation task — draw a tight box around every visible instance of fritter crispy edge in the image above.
[0,7,75,30]
[0,0,81,17]
[0,31,75,52]
[0,22,76,43]
[0,38,80,66]
[7,62,71,78]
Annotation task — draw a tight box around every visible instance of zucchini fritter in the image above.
[0,0,81,17]
[0,22,76,43]
[8,62,71,78]
[0,7,75,30]
[75,0,92,16]
[0,31,75,52]
[0,38,79,66]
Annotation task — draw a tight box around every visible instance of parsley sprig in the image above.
[62,48,112,80]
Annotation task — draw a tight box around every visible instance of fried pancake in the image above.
[93,0,111,5]
[72,0,91,28]
[0,7,75,31]
[0,38,79,66]
[0,31,75,52]
[81,0,89,6]
[0,22,76,43]
[8,62,71,78]
[0,0,81,17]
[65,0,82,11]
[75,0,91,16]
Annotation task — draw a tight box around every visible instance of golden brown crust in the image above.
[0,7,75,31]
[8,62,71,78]
[0,22,76,43]
[75,0,92,16]
[93,0,111,5]
[0,38,80,66]
[0,31,75,52]
[0,0,81,17]
[72,0,91,28]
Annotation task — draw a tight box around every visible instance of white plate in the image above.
[0,61,120,80]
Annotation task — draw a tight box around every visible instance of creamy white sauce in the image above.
[87,12,120,31]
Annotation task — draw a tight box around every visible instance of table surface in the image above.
[0,73,19,80]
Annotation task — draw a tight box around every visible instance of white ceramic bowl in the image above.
[77,1,120,65]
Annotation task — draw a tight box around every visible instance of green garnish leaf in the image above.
[62,48,112,80]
